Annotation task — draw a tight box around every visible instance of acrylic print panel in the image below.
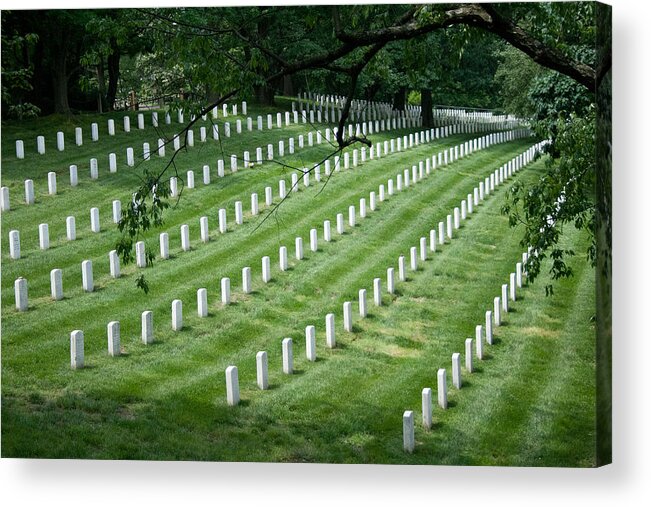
[1,1,610,467]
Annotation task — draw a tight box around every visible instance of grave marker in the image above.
[306,325,316,361]
[9,230,20,259]
[373,278,382,306]
[262,256,271,283]
[437,368,448,409]
[282,338,293,374]
[242,267,252,294]
[343,302,353,332]
[221,277,231,305]
[136,241,146,268]
[403,411,415,453]
[225,366,240,406]
[465,338,473,373]
[1,186,9,211]
[326,313,336,348]
[108,321,121,357]
[172,299,183,330]
[485,311,493,344]
[160,233,169,259]
[452,353,462,389]
[142,311,153,344]
[15,277,28,311]
[48,172,57,195]
[234,201,243,225]
[256,351,269,390]
[475,325,483,360]
[71,330,84,369]
[82,260,93,292]
[25,179,34,204]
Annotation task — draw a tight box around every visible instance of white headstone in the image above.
[475,325,483,360]
[37,135,45,154]
[9,230,20,259]
[348,205,356,228]
[265,186,273,207]
[219,208,228,233]
[403,410,415,453]
[70,330,84,369]
[135,310,152,346]
[256,351,268,390]
[234,266,249,297]
[324,312,337,349]
[180,224,190,251]
[452,353,462,389]
[90,207,100,233]
[465,338,473,373]
[37,223,49,250]
[295,237,304,260]
[16,140,24,159]
[234,201,243,225]
[324,220,331,242]
[358,289,367,318]
[47,171,57,195]
[494,297,501,326]
[0,186,9,211]
[510,273,517,301]
[336,213,344,235]
[172,299,183,330]
[82,260,93,292]
[57,131,65,151]
[306,325,316,361]
[15,277,28,311]
[422,388,432,429]
[66,216,76,241]
[106,249,119,279]
[225,366,240,406]
[107,321,121,357]
[24,179,34,205]
[279,245,288,271]
[437,368,448,409]
[262,256,271,283]
[502,284,509,312]
[158,233,169,260]
[220,277,231,306]
[282,337,294,374]
[485,311,493,345]
[343,301,353,332]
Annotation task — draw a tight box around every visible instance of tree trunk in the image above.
[393,86,406,111]
[421,88,433,127]
[283,75,294,96]
[96,60,107,113]
[106,38,120,111]
[52,52,70,114]
[254,84,275,106]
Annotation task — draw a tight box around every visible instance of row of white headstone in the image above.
[12,100,254,158]
[403,242,536,452]
[13,96,406,159]
[402,140,549,452]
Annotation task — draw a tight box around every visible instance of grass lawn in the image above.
[1,104,596,465]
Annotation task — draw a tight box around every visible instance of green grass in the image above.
[1,106,595,465]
